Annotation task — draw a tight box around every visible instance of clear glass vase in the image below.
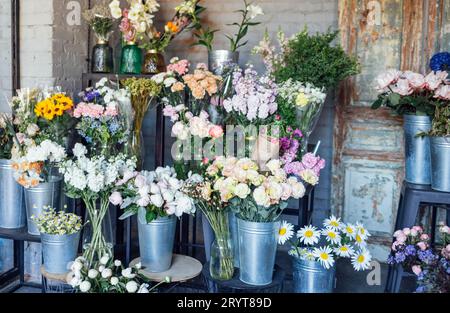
[128,130,145,171]
[209,221,234,281]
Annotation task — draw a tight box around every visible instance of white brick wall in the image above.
[0,0,12,112]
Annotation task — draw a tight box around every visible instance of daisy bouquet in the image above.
[276,78,326,143]
[67,254,169,293]
[59,143,137,265]
[111,166,195,223]
[31,207,83,235]
[278,216,372,271]
[75,78,131,156]
[206,157,306,223]
[372,69,450,116]
[387,224,450,293]
[121,77,162,167]
[11,139,66,188]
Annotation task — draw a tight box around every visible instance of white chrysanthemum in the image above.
[313,246,335,269]
[278,221,294,245]
[297,225,320,246]
[323,215,341,230]
[114,260,122,267]
[334,244,355,258]
[356,222,371,240]
[351,249,372,271]
[101,268,112,279]
[126,281,139,293]
[110,276,119,286]
[79,280,91,293]
[322,228,341,245]
[88,269,98,279]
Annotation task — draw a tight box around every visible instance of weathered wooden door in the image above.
[333,0,450,260]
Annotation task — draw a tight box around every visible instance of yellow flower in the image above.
[295,92,309,107]
[34,99,50,117]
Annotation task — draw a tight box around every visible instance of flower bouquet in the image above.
[121,77,162,168]
[279,216,372,292]
[111,166,195,272]
[74,78,131,157]
[32,207,83,274]
[387,224,450,293]
[372,70,450,116]
[68,254,169,293]
[59,143,137,265]
[0,113,16,160]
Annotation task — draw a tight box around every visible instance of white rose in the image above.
[150,194,164,208]
[267,182,283,200]
[79,280,91,293]
[101,268,113,279]
[152,73,166,84]
[100,255,110,265]
[69,276,81,287]
[71,261,83,272]
[98,265,105,273]
[88,269,98,279]
[114,260,122,267]
[172,122,189,140]
[291,181,306,199]
[253,186,270,207]
[122,267,136,279]
[164,77,177,88]
[110,277,119,286]
[234,183,250,199]
[266,159,281,174]
[162,190,175,202]
[126,281,139,293]
[134,262,142,270]
[26,123,39,137]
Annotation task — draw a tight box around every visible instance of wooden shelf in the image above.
[0,227,41,243]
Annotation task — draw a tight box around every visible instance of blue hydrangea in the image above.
[395,251,406,263]
[387,255,395,265]
[108,120,120,134]
[430,52,450,71]
[405,245,417,256]
[418,249,438,264]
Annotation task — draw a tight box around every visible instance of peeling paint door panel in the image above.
[334,0,450,260]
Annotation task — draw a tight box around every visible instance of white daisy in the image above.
[341,223,357,239]
[356,222,371,240]
[297,225,320,246]
[321,227,341,245]
[351,248,372,271]
[278,221,294,245]
[323,215,341,230]
[313,246,335,269]
[334,244,355,258]
[354,233,367,247]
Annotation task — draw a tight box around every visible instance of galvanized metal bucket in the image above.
[237,218,280,286]
[292,256,336,293]
[403,114,431,185]
[25,176,63,235]
[137,211,177,273]
[229,212,240,268]
[208,50,239,75]
[0,159,26,229]
[41,232,80,274]
[431,136,450,192]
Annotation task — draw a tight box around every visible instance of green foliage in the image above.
[430,105,450,137]
[273,28,360,90]
[192,27,219,51]
[229,197,287,223]
[371,93,436,116]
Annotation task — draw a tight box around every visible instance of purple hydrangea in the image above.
[418,249,438,264]
[405,244,417,256]
[394,251,406,263]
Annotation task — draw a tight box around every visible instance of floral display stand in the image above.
[129,255,202,292]
[202,263,285,293]
[40,266,74,294]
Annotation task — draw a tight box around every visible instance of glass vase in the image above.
[142,50,166,75]
[209,213,234,281]
[81,196,113,265]
[128,130,145,171]
[91,40,114,73]
[120,42,142,74]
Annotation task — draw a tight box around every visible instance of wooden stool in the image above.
[385,181,450,293]
[40,266,73,293]
[129,254,203,291]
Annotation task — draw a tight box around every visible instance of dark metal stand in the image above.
[385,181,450,293]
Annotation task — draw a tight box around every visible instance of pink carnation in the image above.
[403,71,425,89]
[424,71,448,91]
[104,105,118,117]
[434,84,450,100]
[167,59,190,76]
[208,125,224,139]
[416,241,427,251]
[375,69,401,92]
[412,265,422,276]
[392,78,413,96]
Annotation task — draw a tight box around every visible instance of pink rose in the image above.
[109,192,123,206]
[417,241,427,251]
[412,265,422,276]
[397,234,407,243]
[208,125,224,139]
[392,241,401,251]
[402,228,411,236]
[16,132,26,144]
[424,71,448,91]
[410,228,418,236]
[446,244,450,253]
[134,175,147,189]
[404,71,425,89]
[441,226,450,234]
[412,225,423,233]
[375,69,401,92]
[420,234,429,241]
[392,78,413,96]
[434,85,450,100]
[393,230,404,238]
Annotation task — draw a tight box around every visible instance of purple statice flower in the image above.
[405,244,417,256]
[280,137,291,151]
[394,251,406,263]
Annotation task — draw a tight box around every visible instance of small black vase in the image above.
[91,41,114,73]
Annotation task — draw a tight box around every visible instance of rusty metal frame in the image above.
[11,0,20,94]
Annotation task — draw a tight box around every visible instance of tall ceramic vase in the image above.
[24,176,63,235]
[237,218,280,285]
[137,209,177,273]
[403,114,431,185]
[0,159,26,229]
[208,50,239,75]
